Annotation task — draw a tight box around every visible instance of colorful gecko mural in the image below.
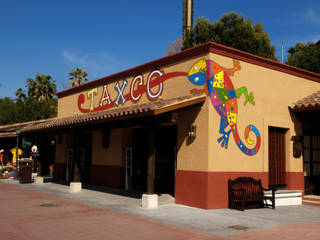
[187,59,261,156]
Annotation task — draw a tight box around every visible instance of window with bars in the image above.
[303,135,320,177]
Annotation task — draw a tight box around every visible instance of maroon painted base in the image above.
[286,172,304,190]
[175,170,304,209]
[53,163,125,189]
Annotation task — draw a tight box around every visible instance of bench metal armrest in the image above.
[262,187,276,209]
[263,187,276,196]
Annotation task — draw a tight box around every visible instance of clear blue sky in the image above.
[0,0,319,98]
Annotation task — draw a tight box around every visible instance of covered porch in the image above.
[20,94,205,204]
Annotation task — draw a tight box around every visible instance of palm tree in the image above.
[26,74,56,101]
[15,88,27,102]
[69,68,88,87]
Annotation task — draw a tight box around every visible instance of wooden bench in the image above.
[228,177,276,211]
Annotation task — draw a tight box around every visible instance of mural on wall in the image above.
[78,71,188,113]
[77,58,260,155]
[187,58,261,155]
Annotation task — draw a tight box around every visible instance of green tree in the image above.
[0,97,18,124]
[0,74,57,125]
[183,12,276,60]
[15,88,27,102]
[69,68,88,87]
[286,41,320,74]
[22,97,57,121]
[168,39,183,55]
[26,74,56,101]
[0,96,57,125]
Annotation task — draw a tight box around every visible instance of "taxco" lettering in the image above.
[78,69,178,113]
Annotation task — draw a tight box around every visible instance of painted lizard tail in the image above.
[230,124,261,156]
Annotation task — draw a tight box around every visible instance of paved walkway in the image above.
[1,179,320,239]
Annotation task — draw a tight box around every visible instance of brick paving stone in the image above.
[225,222,320,240]
[0,182,223,240]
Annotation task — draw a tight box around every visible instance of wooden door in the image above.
[268,127,286,188]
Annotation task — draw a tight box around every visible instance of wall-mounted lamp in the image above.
[291,135,303,158]
[188,125,197,138]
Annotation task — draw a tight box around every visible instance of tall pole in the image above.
[182,0,194,41]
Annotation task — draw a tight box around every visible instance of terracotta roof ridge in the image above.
[291,90,320,111]
[21,94,206,133]
[0,117,57,132]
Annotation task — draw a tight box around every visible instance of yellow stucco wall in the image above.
[91,128,132,167]
[177,100,209,171]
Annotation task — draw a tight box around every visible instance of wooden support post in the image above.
[146,131,155,194]
[72,133,80,182]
